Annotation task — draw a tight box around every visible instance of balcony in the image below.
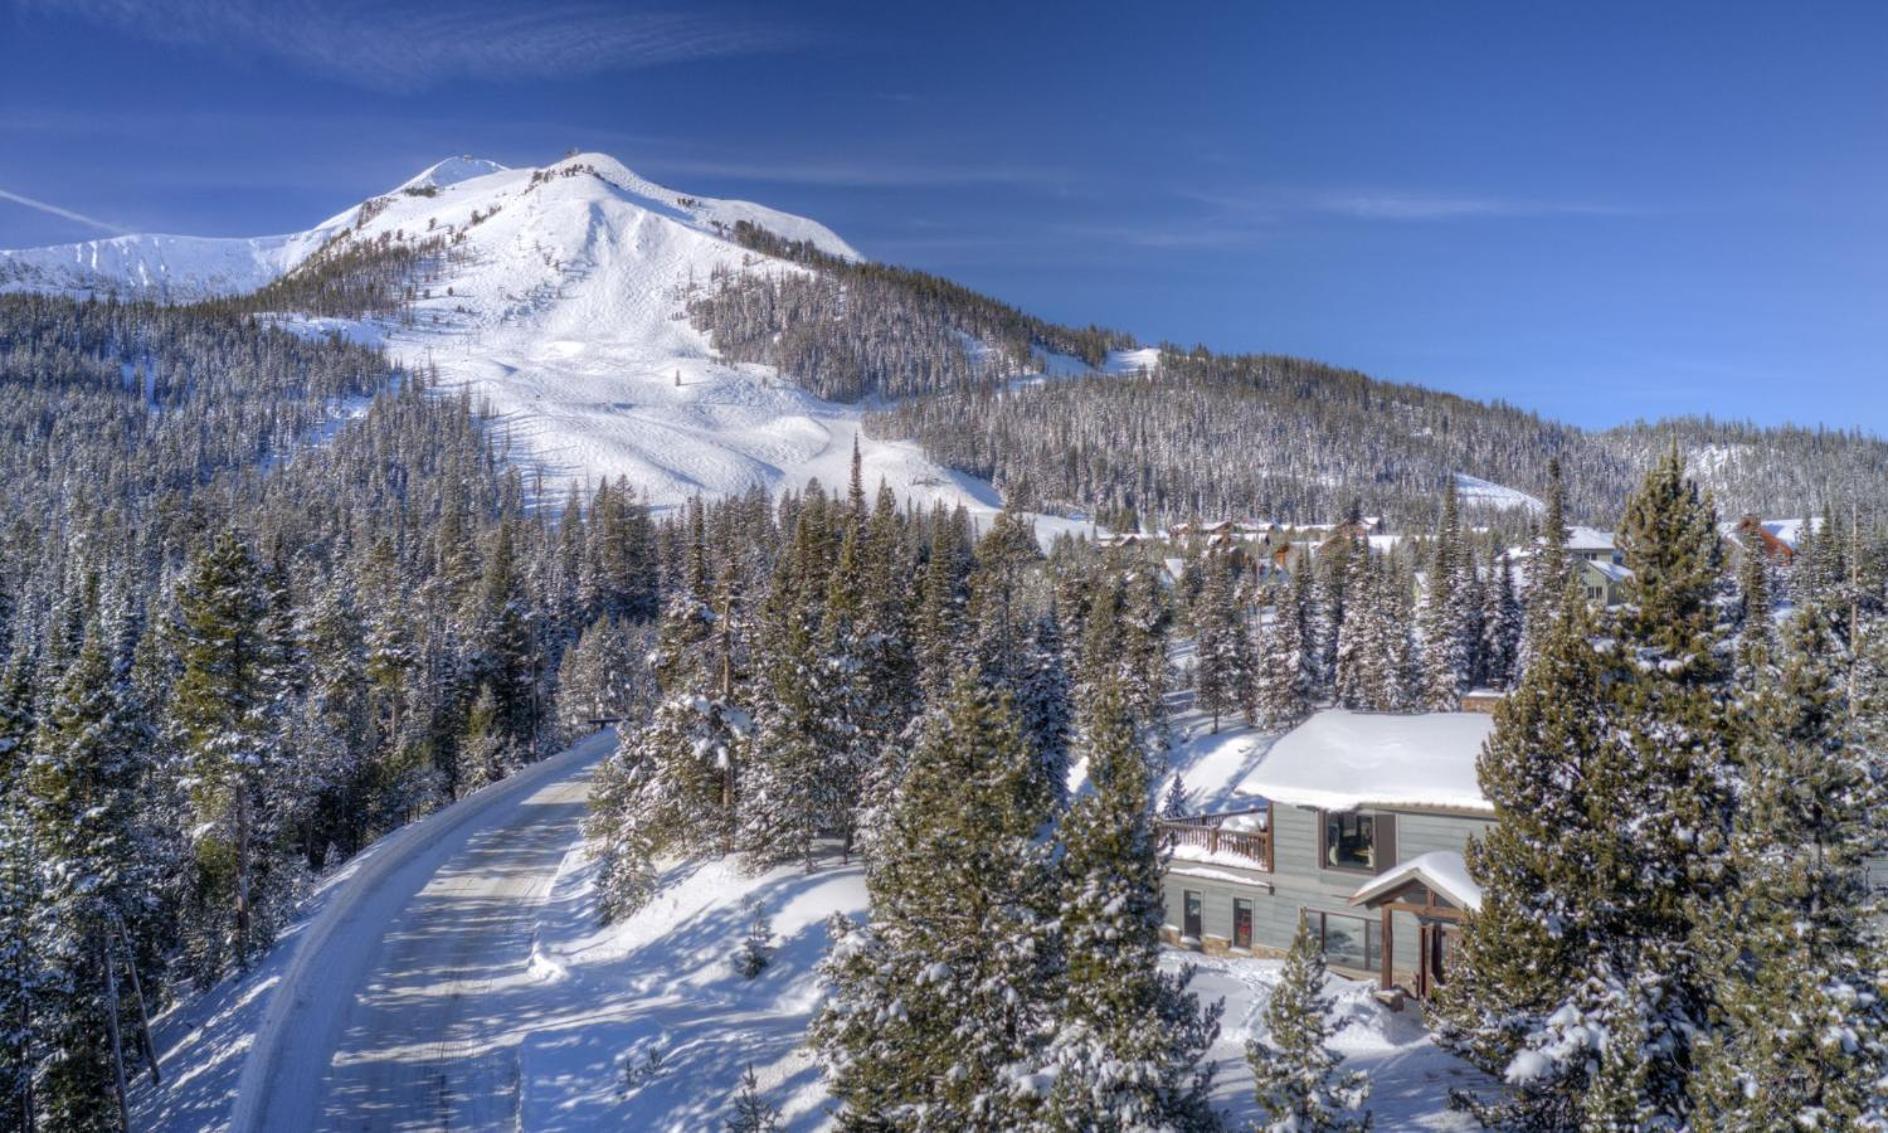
[1158,808,1273,871]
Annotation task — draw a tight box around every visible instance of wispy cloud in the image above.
[19,0,806,92]
[0,186,128,234]
[642,155,1065,190]
[1306,191,1635,221]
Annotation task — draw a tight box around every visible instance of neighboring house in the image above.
[1720,514,1809,566]
[1566,526,1623,565]
[1575,556,1632,607]
[1159,710,1495,1002]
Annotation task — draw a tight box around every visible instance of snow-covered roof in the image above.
[1349,851,1483,911]
[1237,710,1495,814]
[1564,526,1615,552]
[1582,559,1632,583]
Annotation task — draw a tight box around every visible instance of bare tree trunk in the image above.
[113,919,160,1086]
[235,781,252,969]
[102,934,131,1132]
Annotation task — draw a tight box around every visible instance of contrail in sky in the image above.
[0,186,128,234]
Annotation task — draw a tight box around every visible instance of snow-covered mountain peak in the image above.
[398,155,509,192]
[0,150,857,302]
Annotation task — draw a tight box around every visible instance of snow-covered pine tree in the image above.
[1255,564,1314,729]
[169,531,291,979]
[0,648,32,1131]
[1478,546,1523,691]
[1120,564,1173,735]
[1011,611,1073,815]
[1194,552,1254,733]
[1433,593,1627,1129]
[744,492,849,870]
[0,805,35,1133]
[1688,607,1888,1129]
[1040,676,1221,1130]
[554,616,649,740]
[810,672,1060,1130]
[732,896,773,980]
[25,619,151,1131]
[1420,479,1475,710]
[1245,915,1372,1132]
[1439,450,1738,1129]
[1730,532,1776,695]
[1517,457,1570,675]
[727,1063,782,1133]
[913,505,971,702]
[1335,552,1406,712]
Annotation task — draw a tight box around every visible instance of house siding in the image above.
[1163,805,1493,988]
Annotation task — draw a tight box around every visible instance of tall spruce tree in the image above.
[24,620,150,1131]
[1439,450,1738,1129]
[1420,480,1475,710]
[1255,565,1314,729]
[1518,458,1570,675]
[1689,608,1888,1129]
[811,673,1060,1131]
[1040,677,1221,1130]
[170,531,290,978]
[1194,553,1255,733]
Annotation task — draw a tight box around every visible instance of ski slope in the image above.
[4,151,1111,544]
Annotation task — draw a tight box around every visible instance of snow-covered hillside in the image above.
[2,153,1106,542]
[1453,472,1544,513]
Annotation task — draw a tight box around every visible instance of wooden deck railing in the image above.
[1158,815,1273,871]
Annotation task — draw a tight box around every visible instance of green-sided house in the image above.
[1159,709,1495,1002]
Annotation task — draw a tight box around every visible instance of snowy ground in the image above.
[134,712,1487,1131]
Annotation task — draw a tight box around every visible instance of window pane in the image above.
[1318,912,1377,971]
[1184,890,1203,938]
[1324,813,1377,870]
[1233,899,1252,948]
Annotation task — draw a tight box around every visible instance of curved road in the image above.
[229,731,615,1133]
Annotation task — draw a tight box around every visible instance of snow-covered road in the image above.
[226,731,615,1133]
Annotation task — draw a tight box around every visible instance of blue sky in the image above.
[3,0,1885,434]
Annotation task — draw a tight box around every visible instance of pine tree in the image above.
[1040,677,1221,1130]
[1420,480,1474,710]
[1438,450,1738,1129]
[1255,567,1313,729]
[1245,916,1372,1132]
[914,507,970,702]
[733,897,773,980]
[1689,608,1888,1129]
[24,621,150,1131]
[811,673,1060,1131]
[1479,547,1523,690]
[1011,611,1073,814]
[727,1063,782,1133]
[170,531,291,979]
[1518,458,1570,675]
[1195,553,1254,733]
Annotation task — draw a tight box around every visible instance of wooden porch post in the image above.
[1378,906,1393,991]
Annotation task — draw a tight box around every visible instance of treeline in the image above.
[866,345,1888,530]
[684,220,1135,403]
[0,295,677,1129]
[198,229,459,321]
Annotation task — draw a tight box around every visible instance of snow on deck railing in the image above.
[1158,814,1273,871]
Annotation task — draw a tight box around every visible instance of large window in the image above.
[1306,910,1380,972]
[1322,812,1377,872]
[1183,890,1203,939]
[1233,898,1253,949]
